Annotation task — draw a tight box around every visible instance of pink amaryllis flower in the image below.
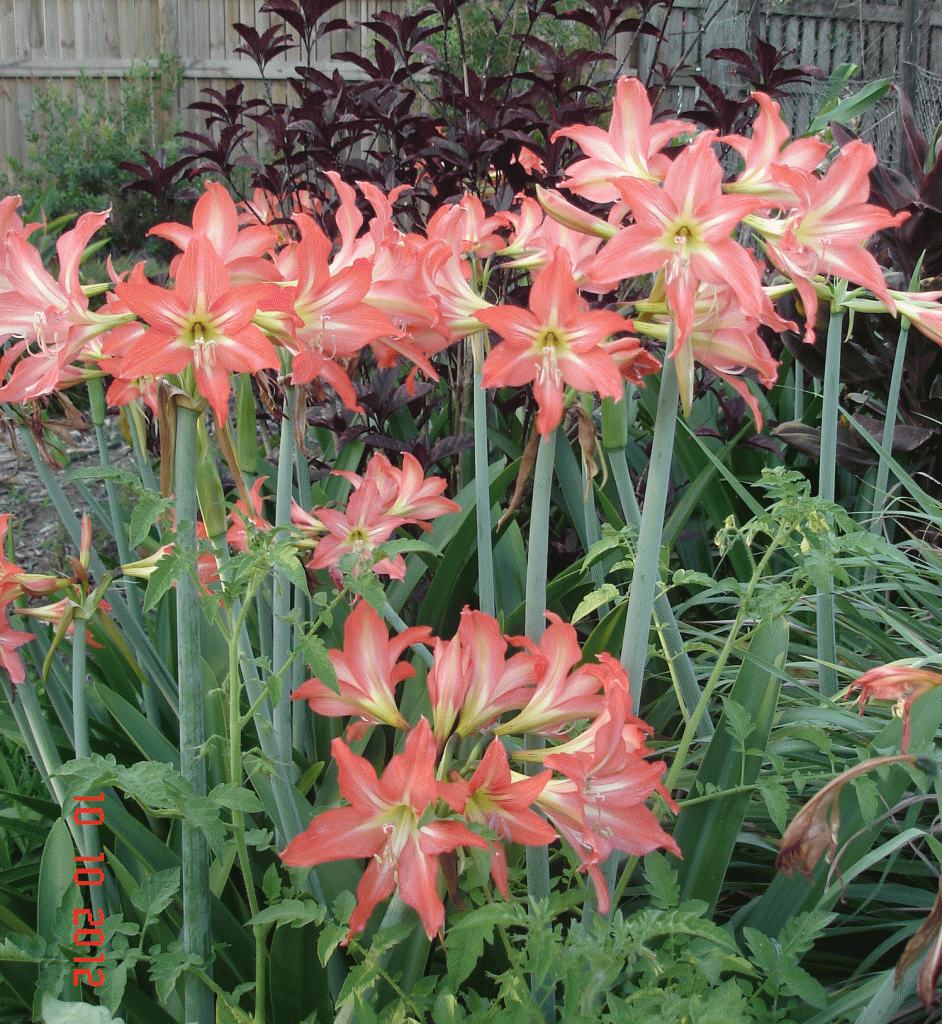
[335,451,459,531]
[459,738,556,898]
[476,249,637,435]
[306,478,409,582]
[0,611,33,686]
[426,629,473,750]
[325,173,445,377]
[554,76,696,203]
[721,92,828,205]
[149,180,279,284]
[537,686,680,913]
[496,195,613,285]
[747,139,909,343]
[421,242,495,345]
[112,234,281,419]
[843,663,942,752]
[280,717,487,943]
[412,606,535,750]
[632,283,782,426]
[426,193,505,258]
[272,213,395,409]
[453,608,535,739]
[494,612,606,737]
[0,208,126,403]
[291,599,432,737]
[879,289,942,349]
[587,132,768,349]
[0,514,61,684]
[0,515,60,607]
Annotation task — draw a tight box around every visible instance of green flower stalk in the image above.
[524,426,556,1024]
[471,331,496,617]
[817,297,845,699]
[273,385,298,780]
[174,400,214,1023]
[604,401,710,741]
[619,350,680,711]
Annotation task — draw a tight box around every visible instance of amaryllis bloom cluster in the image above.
[2,76,942,439]
[495,80,942,429]
[130,452,458,593]
[0,204,129,404]
[301,452,460,583]
[284,603,679,939]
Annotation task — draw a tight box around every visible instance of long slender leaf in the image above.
[673,616,788,911]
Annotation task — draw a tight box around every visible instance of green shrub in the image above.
[7,54,183,260]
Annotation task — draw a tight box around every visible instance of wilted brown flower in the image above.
[777,754,918,878]
[896,874,942,1010]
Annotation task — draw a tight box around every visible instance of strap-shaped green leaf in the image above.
[673,615,788,911]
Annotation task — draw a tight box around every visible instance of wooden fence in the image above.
[639,0,942,166]
[0,0,939,176]
[0,0,395,172]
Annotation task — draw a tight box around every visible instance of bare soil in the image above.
[0,416,136,576]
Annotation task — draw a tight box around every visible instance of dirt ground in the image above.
[0,415,135,576]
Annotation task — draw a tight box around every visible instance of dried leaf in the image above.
[574,406,598,503]
[497,424,539,531]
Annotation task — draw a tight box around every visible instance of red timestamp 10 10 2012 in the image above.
[72,793,106,988]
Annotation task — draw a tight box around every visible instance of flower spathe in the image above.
[279,717,487,943]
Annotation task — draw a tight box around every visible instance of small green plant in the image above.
[7,55,183,259]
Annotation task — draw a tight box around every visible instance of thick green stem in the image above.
[71,613,90,762]
[88,378,161,725]
[524,427,555,1024]
[87,377,132,566]
[174,403,214,1023]
[471,333,496,617]
[619,354,680,712]
[273,388,297,781]
[817,300,844,699]
[228,593,267,1024]
[608,445,711,741]
[524,430,555,641]
[868,317,910,539]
